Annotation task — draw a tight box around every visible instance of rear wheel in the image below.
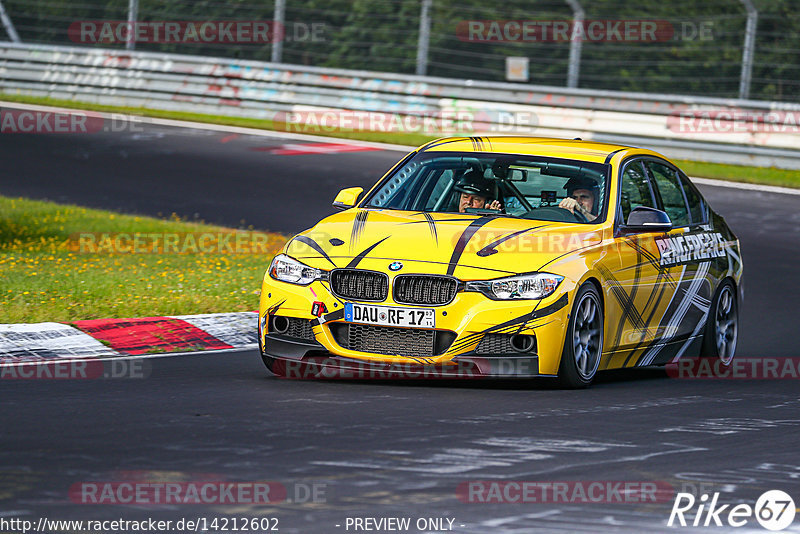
[558,283,603,388]
[701,280,738,367]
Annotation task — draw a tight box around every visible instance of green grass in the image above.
[5,92,797,189]
[0,92,436,147]
[0,196,286,323]
[674,160,800,188]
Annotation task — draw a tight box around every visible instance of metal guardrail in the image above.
[2,42,800,169]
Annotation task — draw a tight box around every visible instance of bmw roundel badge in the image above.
[388,261,403,272]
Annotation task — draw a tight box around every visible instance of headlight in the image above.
[268,254,324,285]
[466,272,564,300]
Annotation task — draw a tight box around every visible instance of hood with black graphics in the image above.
[283,209,605,280]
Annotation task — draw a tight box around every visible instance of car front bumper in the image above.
[259,276,574,378]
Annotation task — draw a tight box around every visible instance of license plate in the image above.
[344,302,435,328]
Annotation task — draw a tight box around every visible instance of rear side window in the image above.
[678,171,707,224]
[645,161,690,227]
[619,160,656,223]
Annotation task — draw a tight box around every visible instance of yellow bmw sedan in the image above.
[258,137,742,387]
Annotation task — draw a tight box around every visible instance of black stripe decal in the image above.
[350,210,369,248]
[604,149,626,164]
[537,240,603,272]
[333,256,516,275]
[596,264,647,347]
[416,217,477,223]
[626,277,671,366]
[292,236,336,267]
[346,237,390,269]
[447,294,569,353]
[446,216,496,276]
[421,137,471,151]
[617,238,679,364]
[476,226,546,257]
[266,299,286,316]
[617,237,644,349]
[531,292,570,319]
[623,237,676,287]
[423,212,438,244]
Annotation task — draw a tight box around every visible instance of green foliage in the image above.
[1,0,797,100]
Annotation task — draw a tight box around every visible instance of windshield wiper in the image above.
[463,208,520,218]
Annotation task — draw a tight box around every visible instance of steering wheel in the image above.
[568,207,588,223]
[522,206,587,223]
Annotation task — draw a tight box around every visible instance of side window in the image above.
[619,160,656,223]
[678,171,707,224]
[423,169,453,210]
[645,161,690,227]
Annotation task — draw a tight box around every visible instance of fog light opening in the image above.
[510,334,535,353]
[271,315,290,334]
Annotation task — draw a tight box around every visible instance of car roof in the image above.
[418,136,664,165]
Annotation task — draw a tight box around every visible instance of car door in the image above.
[602,157,668,368]
[636,159,715,365]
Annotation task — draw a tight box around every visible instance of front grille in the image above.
[393,275,458,306]
[329,323,456,358]
[271,316,315,341]
[285,318,314,340]
[476,334,514,354]
[475,333,537,355]
[330,269,389,302]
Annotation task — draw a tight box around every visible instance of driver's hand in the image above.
[486,200,502,211]
[559,197,579,213]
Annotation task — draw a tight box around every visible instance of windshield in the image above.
[363,151,610,224]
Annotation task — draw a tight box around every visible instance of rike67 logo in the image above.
[669,490,796,531]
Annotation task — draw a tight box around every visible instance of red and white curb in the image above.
[0,312,258,364]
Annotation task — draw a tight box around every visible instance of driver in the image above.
[558,176,599,221]
[454,169,502,213]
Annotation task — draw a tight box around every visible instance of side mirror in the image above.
[622,206,673,233]
[332,187,364,210]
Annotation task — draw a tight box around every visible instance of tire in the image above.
[558,283,604,388]
[701,279,738,367]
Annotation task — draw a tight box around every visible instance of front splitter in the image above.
[263,336,549,379]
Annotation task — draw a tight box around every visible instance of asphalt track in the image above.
[2,114,800,532]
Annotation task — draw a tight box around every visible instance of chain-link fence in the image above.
[1,0,797,102]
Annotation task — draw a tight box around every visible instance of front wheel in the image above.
[558,283,604,388]
[701,280,738,367]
